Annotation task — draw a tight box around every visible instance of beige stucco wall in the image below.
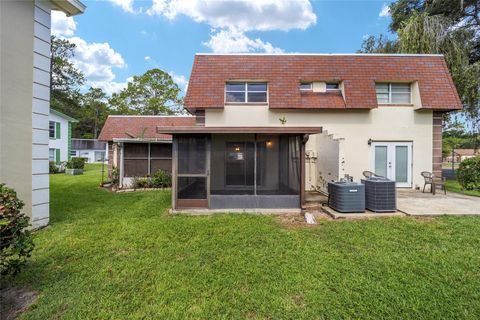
[205,105,433,189]
[0,0,35,221]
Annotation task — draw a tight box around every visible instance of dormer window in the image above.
[225,82,267,103]
[299,83,313,91]
[326,82,339,90]
[375,83,411,104]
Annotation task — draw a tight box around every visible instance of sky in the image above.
[52,0,395,96]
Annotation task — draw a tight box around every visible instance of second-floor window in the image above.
[225,82,267,103]
[375,83,411,104]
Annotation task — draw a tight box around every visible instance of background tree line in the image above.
[50,36,184,139]
[359,0,480,152]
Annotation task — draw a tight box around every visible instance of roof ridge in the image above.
[195,53,444,57]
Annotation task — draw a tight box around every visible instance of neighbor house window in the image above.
[123,143,172,177]
[326,82,339,90]
[299,83,313,91]
[49,148,55,161]
[225,82,267,103]
[375,83,411,104]
[49,121,55,138]
[95,151,106,162]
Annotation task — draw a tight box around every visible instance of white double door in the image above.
[372,142,412,187]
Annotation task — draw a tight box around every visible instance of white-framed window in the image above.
[94,151,106,162]
[299,82,313,91]
[49,121,56,139]
[326,82,339,90]
[375,83,411,104]
[49,148,55,161]
[225,82,267,103]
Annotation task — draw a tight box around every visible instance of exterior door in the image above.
[372,142,412,187]
[175,136,209,208]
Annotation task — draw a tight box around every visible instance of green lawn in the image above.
[445,179,480,197]
[5,165,480,319]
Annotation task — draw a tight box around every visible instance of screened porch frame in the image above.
[171,133,309,210]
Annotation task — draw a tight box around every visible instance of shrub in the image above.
[0,183,35,276]
[457,156,480,191]
[132,177,150,189]
[49,161,58,174]
[151,170,172,188]
[111,166,119,185]
[66,157,86,170]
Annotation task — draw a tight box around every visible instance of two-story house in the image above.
[49,108,78,164]
[158,53,461,212]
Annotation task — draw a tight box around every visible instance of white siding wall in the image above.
[48,113,70,162]
[31,0,51,228]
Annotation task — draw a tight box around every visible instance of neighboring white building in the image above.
[0,0,85,229]
[49,108,78,164]
[71,139,107,163]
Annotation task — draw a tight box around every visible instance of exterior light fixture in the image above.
[368,138,373,146]
[266,140,273,147]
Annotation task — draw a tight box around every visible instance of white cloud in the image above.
[51,11,76,36]
[169,71,188,91]
[147,0,316,32]
[67,37,126,95]
[109,0,137,13]
[204,28,284,53]
[379,4,390,17]
[144,56,151,61]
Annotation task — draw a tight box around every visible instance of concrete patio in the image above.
[305,190,480,219]
[397,189,480,216]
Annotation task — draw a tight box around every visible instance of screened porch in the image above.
[162,126,322,211]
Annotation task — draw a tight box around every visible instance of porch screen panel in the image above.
[151,159,171,172]
[178,177,206,199]
[178,136,206,174]
[210,134,255,195]
[177,136,208,200]
[124,143,149,177]
[257,135,300,195]
[150,143,172,173]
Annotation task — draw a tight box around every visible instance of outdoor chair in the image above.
[421,171,446,195]
[362,171,378,178]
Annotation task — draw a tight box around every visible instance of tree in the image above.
[50,36,85,117]
[109,69,183,115]
[358,0,480,149]
[76,87,110,138]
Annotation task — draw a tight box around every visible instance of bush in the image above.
[0,183,35,275]
[66,157,86,170]
[49,161,58,174]
[151,170,172,188]
[111,166,119,185]
[132,177,150,189]
[457,156,480,191]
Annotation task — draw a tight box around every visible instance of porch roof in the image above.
[156,126,322,134]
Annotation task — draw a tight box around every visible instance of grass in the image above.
[4,164,480,319]
[445,179,480,197]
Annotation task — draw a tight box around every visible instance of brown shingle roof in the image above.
[98,116,195,141]
[185,54,462,111]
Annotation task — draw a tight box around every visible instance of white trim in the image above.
[196,53,444,57]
